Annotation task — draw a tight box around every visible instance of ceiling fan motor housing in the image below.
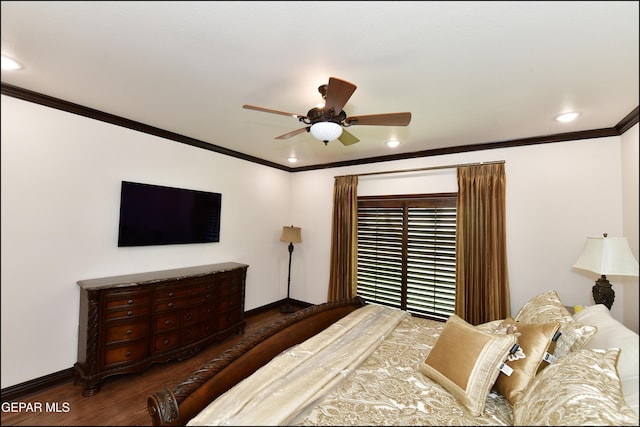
[306,107,346,125]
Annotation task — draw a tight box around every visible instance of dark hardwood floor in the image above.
[1,305,301,426]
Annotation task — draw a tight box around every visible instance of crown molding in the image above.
[3,82,637,173]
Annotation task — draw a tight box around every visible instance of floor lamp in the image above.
[280,225,302,313]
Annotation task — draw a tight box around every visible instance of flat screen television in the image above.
[117,181,221,247]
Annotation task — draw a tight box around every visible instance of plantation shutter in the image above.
[357,205,404,307]
[357,194,457,320]
[406,205,457,320]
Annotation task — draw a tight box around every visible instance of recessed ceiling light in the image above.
[1,55,22,70]
[386,140,400,148]
[555,112,581,123]
[287,156,298,163]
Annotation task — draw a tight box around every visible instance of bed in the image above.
[147,291,639,426]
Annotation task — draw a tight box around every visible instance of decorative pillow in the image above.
[514,290,596,357]
[512,348,639,426]
[492,318,560,406]
[418,314,516,416]
[475,319,504,332]
[573,304,639,417]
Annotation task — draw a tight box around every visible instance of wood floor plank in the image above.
[1,307,298,426]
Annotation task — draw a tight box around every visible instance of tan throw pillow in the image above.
[493,318,560,406]
[514,290,596,357]
[418,314,517,416]
[512,348,639,426]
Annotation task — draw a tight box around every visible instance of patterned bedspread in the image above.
[292,307,513,426]
[188,305,513,426]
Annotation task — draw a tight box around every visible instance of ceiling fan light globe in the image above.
[310,122,342,143]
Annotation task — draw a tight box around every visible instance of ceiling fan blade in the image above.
[275,127,309,140]
[243,104,305,119]
[345,112,412,126]
[338,129,359,146]
[324,77,357,114]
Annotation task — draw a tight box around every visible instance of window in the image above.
[356,193,457,321]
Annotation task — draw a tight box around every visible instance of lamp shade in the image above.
[572,235,639,276]
[280,226,302,243]
[310,121,342,142]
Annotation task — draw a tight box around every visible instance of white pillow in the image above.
[573,304,639,417]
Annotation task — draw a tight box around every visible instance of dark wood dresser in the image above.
[74,262,248,396]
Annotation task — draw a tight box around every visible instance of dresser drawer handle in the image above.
[127,299,133,305]
[168,292,174,297]
[185,313,193,321]
[163,339,169,345]
[164,319,171,326]
[168,302,173,308]
[127,310,133,316]
[125,351,131,357]
[126,329,132,335]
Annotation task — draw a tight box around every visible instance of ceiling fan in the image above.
[242,77,412,146]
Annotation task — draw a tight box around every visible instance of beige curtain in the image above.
[327,175,359,301]
[455,163,510,325]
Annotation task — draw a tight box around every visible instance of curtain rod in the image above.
[334,160,505,179]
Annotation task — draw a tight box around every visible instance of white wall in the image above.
[2,94,637,390]
[1,95,294,388]
[290,135,639,331]
[621,123,639,332]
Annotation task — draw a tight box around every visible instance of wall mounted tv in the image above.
[117,181,221,247]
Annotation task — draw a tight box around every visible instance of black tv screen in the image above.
[117,181,221,247]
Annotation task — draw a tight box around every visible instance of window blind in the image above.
[357,194,457,320]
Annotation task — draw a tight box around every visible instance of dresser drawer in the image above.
[154,312,178,332]
[202,303,217,319]
[219,281,242,297]
[218,310,242,330]
[180,325,200,344]
[155,284,207,300]
[104,293,151,309]
[157,274,220,292]
[103,340,149,368]
[154,332,179,352]
[207,271,231,284]
[180,306,202,326]
[154,295,207,312]
[218,294,242,312]
[105,305,150,320]
[104,320,149,344]
[102,287,150,298]
[200,319,216,336]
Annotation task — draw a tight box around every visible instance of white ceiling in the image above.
[1,1,638,169]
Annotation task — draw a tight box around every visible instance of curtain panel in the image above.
[455,163,510,325]
[327,175,358,301]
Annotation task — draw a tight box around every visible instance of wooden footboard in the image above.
[147,297,367,426]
